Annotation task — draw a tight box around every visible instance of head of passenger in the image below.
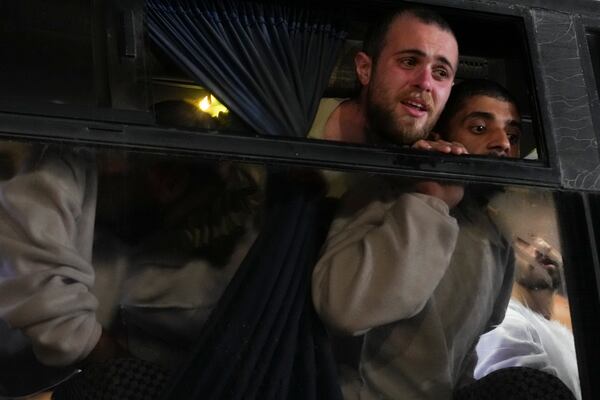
[512,236,563,319]
[356,7,459,145]
[435,79,522,157]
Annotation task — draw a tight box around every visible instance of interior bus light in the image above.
[198,94,229,118]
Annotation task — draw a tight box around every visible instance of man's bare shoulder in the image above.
[307,98,348,140]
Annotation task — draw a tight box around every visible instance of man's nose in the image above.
[412,66,433,92]
[488,129,511,156]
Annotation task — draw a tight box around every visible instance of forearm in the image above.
[313,192,459,335]
[0,148,100,366]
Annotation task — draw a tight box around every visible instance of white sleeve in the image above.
[0,147,101,366]
[312,180,459,335]
[474,303,558,379]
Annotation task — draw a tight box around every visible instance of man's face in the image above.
[444,95,521,157]
[357,14,458,145]
[513,236,563,319]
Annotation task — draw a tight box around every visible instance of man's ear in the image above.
[355,51,372,86]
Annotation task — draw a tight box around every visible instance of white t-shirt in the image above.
[475,299,581,400]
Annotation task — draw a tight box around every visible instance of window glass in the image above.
[0,139,578,399]
[0,139,267,397]
[316,171,578,400]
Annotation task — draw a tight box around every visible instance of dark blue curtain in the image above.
[146,0,346,137]
[160,173,341,400]
[147,1,346,399]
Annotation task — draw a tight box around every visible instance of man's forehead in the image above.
[459,95,520,120]
[384,13,458,65]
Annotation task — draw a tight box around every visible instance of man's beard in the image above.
[365,87,436,145]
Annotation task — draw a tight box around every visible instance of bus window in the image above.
[145,4,542,161]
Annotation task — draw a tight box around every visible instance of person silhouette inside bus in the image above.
[0,101,263,398]
[474,235,581,399]
[312,77,522,399]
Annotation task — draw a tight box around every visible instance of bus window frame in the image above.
[0,0,571,190]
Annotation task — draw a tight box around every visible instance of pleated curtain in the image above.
[146,0,346,137]
[146,1,346,399]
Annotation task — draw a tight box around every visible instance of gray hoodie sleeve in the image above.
[312,178,460,335]
[0,147,101,367]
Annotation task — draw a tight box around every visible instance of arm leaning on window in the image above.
[0,148,101,367]
[312,177,460,336]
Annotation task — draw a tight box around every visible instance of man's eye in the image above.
[433,68,449,80]
[508,127,521,144]
[470,125,486,134]
[400,57,417,67]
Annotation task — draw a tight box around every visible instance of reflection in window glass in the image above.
[0,141,577,399]
[0,141,267,397]
[312,170,578,399]
[478,188,579,397]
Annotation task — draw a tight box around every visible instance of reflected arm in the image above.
[312,177,459,335]
[0,148,101,367]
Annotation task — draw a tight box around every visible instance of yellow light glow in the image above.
[197,94,229,118]
[199,96,211,112]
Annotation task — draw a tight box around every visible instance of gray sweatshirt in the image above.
[0,147,100,366]
[312,177,515,400]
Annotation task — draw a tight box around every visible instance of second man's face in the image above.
[444,95,521,157]
[357,14,459,145]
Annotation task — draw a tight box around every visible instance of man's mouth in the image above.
[402,100,428,112]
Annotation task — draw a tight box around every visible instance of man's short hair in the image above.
[435,79,520,134]
[362,6,455,63]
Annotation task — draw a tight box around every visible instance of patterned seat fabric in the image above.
[454,367,576,400]
[52,358,169,400]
